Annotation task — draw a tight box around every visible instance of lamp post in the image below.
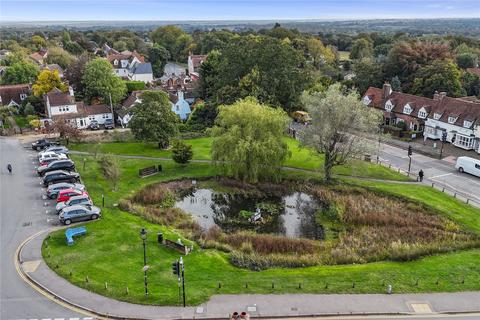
[140,227,148,296]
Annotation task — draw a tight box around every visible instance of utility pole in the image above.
[180,257,186,307]
[407,145,413,174]
[172,257,186,307]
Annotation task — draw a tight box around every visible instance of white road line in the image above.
[54,318,65,320]
[429,173,453,179]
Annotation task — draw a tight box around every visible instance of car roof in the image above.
[44,170,69,176]
[59,188,81,194]
[48,182,71,189]
[68,195,90,201]
[63,204,90,212]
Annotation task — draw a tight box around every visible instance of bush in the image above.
[133,184,175,205]
[97,154,121,191]
[171,140,193,164]
[125,81,146,92]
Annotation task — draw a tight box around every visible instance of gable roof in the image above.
[189,54,207,69]
[0,84,31,106]
[45,88,75,106]
[131,62,152,75]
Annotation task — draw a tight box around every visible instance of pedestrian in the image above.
[418,169,424,182]
[7,163,12,174]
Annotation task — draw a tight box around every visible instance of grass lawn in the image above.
[70,137,409,181]
[43,155,480,306]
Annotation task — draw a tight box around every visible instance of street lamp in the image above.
[140,227,148,296]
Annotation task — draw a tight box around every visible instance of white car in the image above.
[455,156,480,178]
[38,152,68,163]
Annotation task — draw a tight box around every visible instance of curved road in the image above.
[0,137,83,320]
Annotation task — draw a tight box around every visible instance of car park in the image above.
[104,118,114,129]
[37,159,75,176]
[56,188,89,203]
[43,170,80,186]
[46,182,86,199]
[56,194,93,213]
[59,205,101,225]
[31,139,58,150]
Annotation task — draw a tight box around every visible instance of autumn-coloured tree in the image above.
[32,70,68,96]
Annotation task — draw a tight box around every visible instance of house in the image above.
[187,52,207,76]
[364,84,480,152]
[44,87,77,118]
[107,51,153,83]
[170,91,191,121]
[475,123,480,153]
[29,49,48,65]
[117,90,143,127]
[43,64,64,78]
[0,84,31,107]
[52,103,113,129]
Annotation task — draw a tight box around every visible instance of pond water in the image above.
[175,188,325,239]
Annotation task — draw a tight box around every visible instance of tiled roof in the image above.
[190,54,207,69]
[0,84,31,106]
[364,86,480,128]
[45,89,75,106]
[131,62,152,75]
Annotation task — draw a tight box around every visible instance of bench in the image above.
[165,238,190,255]
[65,226,87,246]
[139,165,159,178]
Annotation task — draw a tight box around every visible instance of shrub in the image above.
[171,140,193,164]
[133,184,175,205]
[97,154,121,191]
[125,80,146,92]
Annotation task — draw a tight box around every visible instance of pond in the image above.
[175,188,325,240]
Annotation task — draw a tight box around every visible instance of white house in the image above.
[107,51,153,83]
[44,87,78,118]
[187,52,207,77]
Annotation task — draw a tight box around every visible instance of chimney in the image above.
[68,86,74,97]
[433,91,447,101]
[382,83,392,99]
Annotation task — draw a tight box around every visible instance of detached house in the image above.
[364,84,480,153]
[107,50,153,83]
[0,84,31,107]
[44,87,113,129]
[29,49,48,65]
[187,52,207,77]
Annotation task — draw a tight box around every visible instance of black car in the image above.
[37,159,75,176]
[104,118,114,129]
[43,170,80,186]
[31,139,57,150]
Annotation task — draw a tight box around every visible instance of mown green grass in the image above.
[70,137,409,181]
[43,155,480,306]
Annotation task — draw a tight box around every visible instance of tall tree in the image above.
[350,59,385,94]
[1,61,39,84]
[32,70,68,96]
[129,91,178,148]
[148,44,170,78]
[210,97,290,183]
[65,53,91,95]
[150,25,192,61]
[301,84,382,182]
[349,38,373,60]
[45,47,75,69]
[462,71,480,97]
[411,59,465,98]
[305,38,336,68]
[82,58,127,105]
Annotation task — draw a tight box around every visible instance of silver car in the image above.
[56,195,93,213]
[59,205,101,225]
[46,182,85,199]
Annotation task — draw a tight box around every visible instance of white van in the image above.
[455,156,480,178]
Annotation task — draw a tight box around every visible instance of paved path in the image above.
[0,137,83,320]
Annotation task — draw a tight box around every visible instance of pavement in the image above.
[2,136,480,320]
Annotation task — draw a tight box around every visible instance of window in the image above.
[464,121,472,128]
[20,93,27,100]
[385,100,394,111]
[403,104,412,114]
[418,110,427,118]
[475,164,480,170]
[448,116,457,124]
[456,136,473,148]
[362,96,371,105]
[114,60,118,65]
[65,107,69,112]
[434,113,441,120]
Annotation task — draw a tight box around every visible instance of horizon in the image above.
[1,0,479,22]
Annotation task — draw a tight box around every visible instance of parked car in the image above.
[43,170,80,186]
[31,139,58,150]
[57,188,89,203]
[39,145,69,156]
[56,194,93,213]
[46,182,86,199]
[37,159,75,176]
[104,118,114,129]
[38,151,68,163]
[39,154,68,166]
[59,205,101,225]
[456,156,480,178]
[88,120,100,130]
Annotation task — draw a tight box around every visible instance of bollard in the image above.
[387,284,392,294]
[325,282,328,289]
[126,287,129,295]
[442,187,445,192]
[431,182,434,187]
[466,199,470,204]
[218,282,221,289]
[245,282,248,289]
[105,282,108,290]
[454,193,457,198]
[272,282,275,289]
[86,276,89,283]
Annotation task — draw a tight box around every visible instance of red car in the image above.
[56,188,89,203]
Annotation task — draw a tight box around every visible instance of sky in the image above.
[0,0,479,21]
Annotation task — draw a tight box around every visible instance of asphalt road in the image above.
[0,137,83,320]
[378,143,480,204]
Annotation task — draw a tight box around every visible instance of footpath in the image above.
[18,230,480,320]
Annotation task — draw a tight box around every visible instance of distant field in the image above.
[338,51,350,61]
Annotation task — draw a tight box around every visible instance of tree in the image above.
[51,118,83,145]
[456,52,478,69]
[65,54,91,94]
[462,71,480,97]
[30,35,47,50]
[301,84,382,182]
[350,59,384,94]
[349,38,373,60]
[411,59,465,98]
[171,140,193,164]
[24,103,35,115]
[113,40,127,52]
[32,69,68,96]
[187,102,218,129]
[64,41,85,55]
[150,25,193,61]
[148,44,170,78]
[305,38,336,68]
[129,91,178,148]
[1,61,39,84]
[390,76,402,92]
[209,97,290,183]
[45,47,75,69]
[82,58,127,105]
[98,154,121,191]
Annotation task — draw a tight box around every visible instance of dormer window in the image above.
[362,96,371,106]
[20,93,27,100]
[448,116,457,124]
[114,60,118,65]
[433,113,441,120]
[403,104,412,114]
[418,108,427,118]
[464,120,472,128]
[385,99,394,112]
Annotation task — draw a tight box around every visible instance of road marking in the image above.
[22,260,41,273]
[410,302,433,313]
[429,173,453,179]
